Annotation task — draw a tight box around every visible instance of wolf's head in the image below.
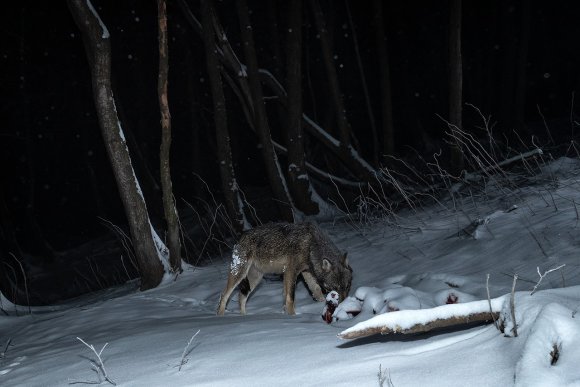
[320,252,352,302]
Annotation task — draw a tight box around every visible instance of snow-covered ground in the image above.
[2,157,580,386]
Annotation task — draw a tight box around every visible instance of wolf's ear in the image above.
[342,252,349,266]
[322,258,332,272]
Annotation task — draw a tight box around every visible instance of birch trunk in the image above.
[68,0,165,290]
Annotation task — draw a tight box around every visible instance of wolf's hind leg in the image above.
[217,262,252,316]
[283,269,300,315]
[302,271,325,302]
[238,265,263,315]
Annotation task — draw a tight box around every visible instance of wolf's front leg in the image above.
[302,271,325,302]
[283,269,299,315]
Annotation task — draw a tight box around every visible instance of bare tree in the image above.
[236,0,295,222]
[310,0,377,181]
[345,0,379,166]
[449,0,464,173]
[310,0,351,152]
[175,0,380,187]
[372,0,395,158]
[200,0,247,231]
[68,0,166,290]
[514,2,531,132]
[285,0,319,215]
[157,0,183,273]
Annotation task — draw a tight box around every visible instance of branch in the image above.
[531,264,566,295]
[510,274,518,337]
[339,297,505,340]
[178,329,200,371]
[0,338,11,359]
[339,311,499,339]
[73,337,116,386]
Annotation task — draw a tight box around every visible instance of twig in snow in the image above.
[531,264,566,295]
[1,338,12,359]
[71,337,116,386]
[486,274,498,330]
[98,217,138,271]
[377,364,394,387]
[561,269,566,288]
[526,227,548,258]
[178,329,200,371]
[550,342,561,365]
[510,274,518,337]
[9,253,32,315]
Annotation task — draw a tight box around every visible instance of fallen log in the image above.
[338,296,506,340]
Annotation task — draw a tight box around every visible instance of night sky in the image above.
[2,0,580,302]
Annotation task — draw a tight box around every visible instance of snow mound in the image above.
[515,302,580,386]
[332,274,480,323]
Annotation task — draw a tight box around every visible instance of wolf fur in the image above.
[217,222,352,315]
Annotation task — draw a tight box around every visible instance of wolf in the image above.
[217,222,352,315]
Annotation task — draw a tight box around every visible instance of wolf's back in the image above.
[237,222,315,258]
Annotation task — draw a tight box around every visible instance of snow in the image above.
[230,244,245,275]
[4,158,580,385]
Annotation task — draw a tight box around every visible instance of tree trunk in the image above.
[345,0,379,166]
[309,0,376,182]
[201,0,247,232]
[449,0,464,173]
[499,2,517,131]
[236,0,295,222]
[113,95,164,226]
[285,0,319,215]
[266,0,284,80]
[175,0,380,184]
[68,0,166,290]
[372,0,395,158]
[514,1,531,132]
[157,0,183,273]
[310,0,350,150]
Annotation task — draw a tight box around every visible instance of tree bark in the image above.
[68,0,166,290]
[284,0,319,215]
[201,0,246,232]
[449,0,464,173]
[372,0,395,158]
[157,0,183,273]
[514,1,531,132]
[236,0,295,222]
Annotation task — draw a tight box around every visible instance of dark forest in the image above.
[2,0,580,304]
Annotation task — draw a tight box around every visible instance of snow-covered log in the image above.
[338,296,505,340]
